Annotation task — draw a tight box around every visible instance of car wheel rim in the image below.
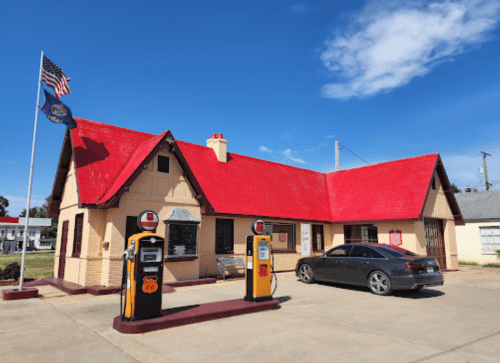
[299,265,312,282]
[370,273,388,294]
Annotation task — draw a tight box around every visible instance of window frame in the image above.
[215,218,234,254]
[344,224,378,244]
[72,213,84,257]
[157,155,170,173]
[165,223,199,258]
[479,226,500,255]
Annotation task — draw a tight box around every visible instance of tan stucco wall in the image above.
[55,149,203,287]
[456,221,500,264]
[54,157,89,284]
[422,171,458,269]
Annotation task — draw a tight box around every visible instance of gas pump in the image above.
[121,210,164,321]
[245,219,276,302]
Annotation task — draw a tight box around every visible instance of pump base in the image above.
[244,295,273,303]
[113,298,280,334]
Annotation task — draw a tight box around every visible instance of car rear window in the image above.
[378,246,419,257]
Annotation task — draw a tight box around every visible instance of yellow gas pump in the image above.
[245,219,274,302]
[121,210,164,321]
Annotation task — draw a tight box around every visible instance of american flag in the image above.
[42,56,71,99]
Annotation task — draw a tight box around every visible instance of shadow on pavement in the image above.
[275,295,292,304]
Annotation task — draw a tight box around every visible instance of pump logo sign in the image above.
[251,219,266,235]
[259,264,268,277]
[137,210,159,231]
[142,276,159,294]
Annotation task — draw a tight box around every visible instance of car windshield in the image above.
[378,246,419,257]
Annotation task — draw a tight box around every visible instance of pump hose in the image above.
[120,257,127,320]
[271,252,278,296]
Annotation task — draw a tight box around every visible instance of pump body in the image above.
[123,231,164,321]
[245,235,273,302]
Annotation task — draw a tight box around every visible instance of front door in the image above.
[424,218,447,269]
[58,221,69,279]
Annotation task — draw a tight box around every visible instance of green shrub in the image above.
[483,263,500,268]
[458,261,479,266]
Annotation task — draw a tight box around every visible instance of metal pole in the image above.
[19,50,44,291]
[335,141,339,171]
[481,151,491,191]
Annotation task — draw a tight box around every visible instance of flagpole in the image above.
[19,50,44,291]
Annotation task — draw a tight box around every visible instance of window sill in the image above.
[164,257,198,262]
[71,253,81,258]
[271,249,296,254]
[215,251,234,255]
[313,250,325,253]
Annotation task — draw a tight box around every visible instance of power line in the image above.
[339,143,370,165]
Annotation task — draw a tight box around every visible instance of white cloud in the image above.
[259,146,273,153]
[282,149,306,164]
[321,0,500,100]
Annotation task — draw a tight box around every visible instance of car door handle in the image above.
[336,261,343,263]
[362,262,370,265]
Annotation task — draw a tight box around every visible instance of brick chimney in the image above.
[206,133,227,162]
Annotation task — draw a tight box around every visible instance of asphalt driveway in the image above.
[1,266,499,363]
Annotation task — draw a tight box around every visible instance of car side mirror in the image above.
[321,252,326,258]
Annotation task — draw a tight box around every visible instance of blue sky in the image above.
[1,0,500,216]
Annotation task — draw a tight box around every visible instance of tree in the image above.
[451,184,462,193]
[0,196,9,217]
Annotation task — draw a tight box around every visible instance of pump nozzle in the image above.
[124,240,136,261]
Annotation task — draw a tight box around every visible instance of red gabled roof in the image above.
[50,118,460,224]
[177,141,330,222]
[325,154,438,222]
[70,118,155,205]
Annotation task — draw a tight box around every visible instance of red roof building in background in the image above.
[48,118,463,286]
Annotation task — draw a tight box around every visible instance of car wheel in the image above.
[368,271,392,296]
[298,264,315,284]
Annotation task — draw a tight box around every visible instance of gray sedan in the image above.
[295,243,444,296]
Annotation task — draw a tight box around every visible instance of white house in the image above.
[0,217,52,254]
[454,190,500,264]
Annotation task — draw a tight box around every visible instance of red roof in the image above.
[0,217,19,223]
[325,154,438,222]
[55,118,459,224]
[177,141,330,221]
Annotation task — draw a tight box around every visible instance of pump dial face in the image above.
[137,210,159,231]
[251,219,265,235]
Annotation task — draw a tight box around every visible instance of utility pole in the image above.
[481,151,492,190]
[335,141,339,171]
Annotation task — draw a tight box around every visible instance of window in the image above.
[350,245,385,259]
[379,246,419,257]
[215,219,234,254]
[431,175,436,190]
[158,155,170,173]
[0,230,4,237]
[270,223,295,251]
[167,224,198,257]
[344,225,378,243]
[312,225,324,251]
[72,213,84,256]
[18,229,23,237]
[327,244,353,257]
[10,230,15,236]
[480,226,500,254]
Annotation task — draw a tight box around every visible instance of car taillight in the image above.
[405,262,423,269]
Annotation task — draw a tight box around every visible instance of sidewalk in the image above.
[1,270,500,363]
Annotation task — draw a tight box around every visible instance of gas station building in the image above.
[48,118,464,287]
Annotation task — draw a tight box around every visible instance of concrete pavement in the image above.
[1,267,500,363]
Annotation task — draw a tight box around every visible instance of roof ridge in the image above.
[325,153,439,175]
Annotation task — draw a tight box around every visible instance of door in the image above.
[316,245,353,282]
[424,218,447,269]
[58,221,69,279]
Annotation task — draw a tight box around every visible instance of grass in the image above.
[458,261,479,266]
[483,263,500,268]
[0,253,55,279]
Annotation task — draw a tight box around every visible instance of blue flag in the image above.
[40,89,77,129]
